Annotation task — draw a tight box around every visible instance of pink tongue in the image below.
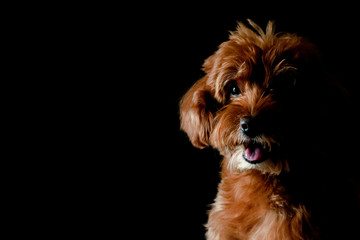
[244,147,262,161]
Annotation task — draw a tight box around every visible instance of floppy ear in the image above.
[180,76,215,149]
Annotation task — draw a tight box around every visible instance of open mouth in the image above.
[243,141,270,164]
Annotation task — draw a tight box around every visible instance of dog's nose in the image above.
[240,117,251,132]
[240,116,258,137]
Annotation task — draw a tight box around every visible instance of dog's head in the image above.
[180,20,328,175]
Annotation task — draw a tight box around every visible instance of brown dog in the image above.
[180,20,358,239]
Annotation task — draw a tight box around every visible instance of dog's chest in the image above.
[209,170,314,239]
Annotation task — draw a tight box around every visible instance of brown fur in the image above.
[180,20,358,239]
[206,169,316,240]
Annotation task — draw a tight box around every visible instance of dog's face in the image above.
[180,20,324,175]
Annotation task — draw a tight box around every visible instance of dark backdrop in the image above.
[15,2,360,239]
[124,4,360,239]
[119,3,360,239]
[63,3,360,239]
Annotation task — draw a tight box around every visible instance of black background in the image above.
[21,2,360,239]
[119,3,360,239]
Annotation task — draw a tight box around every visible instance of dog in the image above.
[180,20,359,239]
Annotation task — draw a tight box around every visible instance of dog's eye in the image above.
[231,86,241,96]
[226,81,241,98]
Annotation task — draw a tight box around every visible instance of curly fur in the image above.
[180,20,359,239]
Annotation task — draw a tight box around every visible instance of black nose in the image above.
[240,117,251,132]
[240,116,258,137]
